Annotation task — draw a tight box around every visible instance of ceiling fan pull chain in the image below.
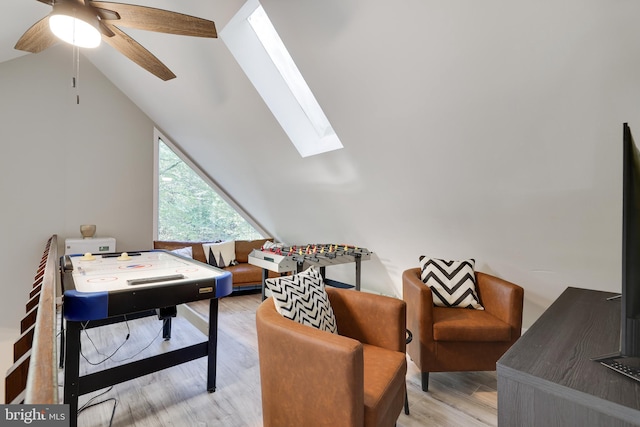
[71,47,76,89]
[72,45,80,104]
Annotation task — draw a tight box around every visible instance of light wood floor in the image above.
[65,292,498,427]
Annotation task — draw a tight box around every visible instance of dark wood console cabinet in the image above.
[497,287,640,426]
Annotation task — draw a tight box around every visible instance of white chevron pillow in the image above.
[265,266,338,333]
[419,257,484,310]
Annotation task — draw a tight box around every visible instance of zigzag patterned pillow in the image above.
[265,266,338,334]
[419,257,484,310]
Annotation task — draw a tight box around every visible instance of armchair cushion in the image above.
[265,266,337,334]
[432,307,512,342]
[419,257,483,310]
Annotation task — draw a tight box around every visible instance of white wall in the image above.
[251,0,640,326]
[4,1,639,338]
[71,0,640,332]
[153,0,638,329]
[87,0,640,329]
[0,45,155,335]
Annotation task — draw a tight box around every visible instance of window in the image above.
[221,0,343,157]
[153,129,265,242]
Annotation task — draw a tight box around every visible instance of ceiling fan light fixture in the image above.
[49,3,101,49]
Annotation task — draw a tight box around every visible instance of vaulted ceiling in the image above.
[2,1,640,326]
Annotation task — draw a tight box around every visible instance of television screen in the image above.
[621,122,640,358]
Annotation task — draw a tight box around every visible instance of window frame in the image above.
[152,128,269,241]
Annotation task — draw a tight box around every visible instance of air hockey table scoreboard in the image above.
[60,250,232,427]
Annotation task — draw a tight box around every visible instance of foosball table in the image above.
[248,243,371,299]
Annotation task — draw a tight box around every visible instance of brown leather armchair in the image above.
[256,287,407,427]
[402,268,523,391]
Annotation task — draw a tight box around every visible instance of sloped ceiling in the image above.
[3,0,640,326]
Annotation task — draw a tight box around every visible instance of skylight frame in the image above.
[221,0,343,157]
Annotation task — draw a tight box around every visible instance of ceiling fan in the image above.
[15,0,217,80]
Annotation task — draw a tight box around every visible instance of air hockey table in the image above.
[60,250,232,427]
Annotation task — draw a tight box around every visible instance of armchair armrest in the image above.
[256,298,364,427]
[326,287,406,352]
[402,268,434,344]
[476,272,524,338]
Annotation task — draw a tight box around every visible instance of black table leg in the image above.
[404,329,412,415]
[59,318,65,368]
[404,388,410,415]
[64,320,81,427]
[261,268,268,301]
[163,317,172,340]
[207,298,219,392]
[355,255,362,291]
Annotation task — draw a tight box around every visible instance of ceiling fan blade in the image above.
[99,21,115,38]
[15,16,58,53]
[94,7,120,22]
[89,1,217,38]
[101,23,176,80]
[36,0,54,5]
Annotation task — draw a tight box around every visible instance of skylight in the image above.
[221,0,343,157]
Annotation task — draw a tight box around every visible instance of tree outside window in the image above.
[157,139,263,242]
